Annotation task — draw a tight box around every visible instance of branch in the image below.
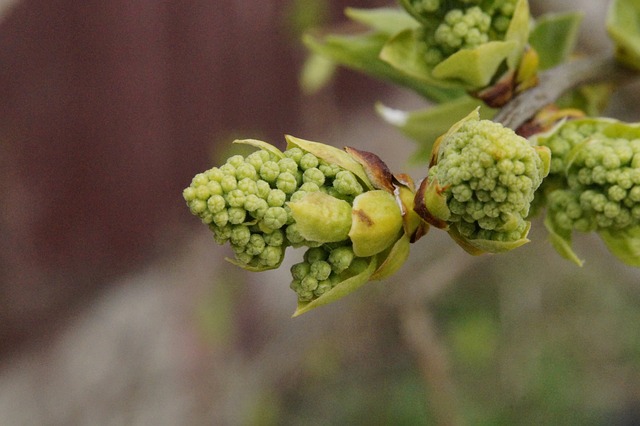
[494,55,639,129]
[390,248,479,425]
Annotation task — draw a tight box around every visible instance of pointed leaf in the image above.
[379,29,459,88]
[432,40,518,89]
[233,139,284,159]
[504,0,531,69]
[376,98,496,163]
[544,215,584,266]
[299,53,337,94]
[303,32,464,102]
[607,0,640,70]
[448,222,532,255]
[371,234,411,281]
[345,7,419,35]
[530,11,584,70]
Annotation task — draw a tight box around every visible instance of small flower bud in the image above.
[259,161,280,183]
[261,206,288,231]
[328,246,355,273]
[276,172,298,194]
[310,260,332,281]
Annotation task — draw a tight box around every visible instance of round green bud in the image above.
[299,153,319,170]
[259,245,283,267]
[309,260,332,281]
[246,150,270,171]
[219,163,236,178]
[183,187,197,202]
[207,180,223,196]
[205,167,224,182]
[212,225,232,244]
[259,161,280,183]
[318,161,342,178]
[328,246,355,273]
[285,223,306,245]
[276,172,298,194]
[244,195,268,218]
[263,229,285,247]
[301,275,318,292]
[236,162,258,181]
[284,147,304,163]
[299,182,320,192]
[261,206,288,231]
[228,207,247,225]
[277,157,298,175]
[227,155,245,168]
[288,190,307,203]
[201,212,214,224]
[191,173,208,187]
[189,199,207,215]
[230,225,251,247]
[212,210,229,227]
[267,189,287,207]
[313,279,334,297]
[628,186,640,202]
[333,170,364,196]
[225,189,246,208]
[234,252,254,266]
[207,194,226,213]
[245,234,266,256]
[302,167,325,186]
[291,262,311,280]
[238,178,258,195]
[195,185,211,201]
[304,246,328,263]
[256,180,271,199]
[220,175,237,193]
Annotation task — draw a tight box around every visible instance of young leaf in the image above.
[544,216,584,266]
[607,0,640,70]
[431,40,518,88]
[344,7,419,35]
[376,97,496,163]
[530,11,584,70]
[303,32,463,102]
[599,226,640,267]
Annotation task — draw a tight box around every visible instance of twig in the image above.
[391,247,479,425]
[494,54,638,129]
[399,303,464,426]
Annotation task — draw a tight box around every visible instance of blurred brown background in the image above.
[1,0,640,425]
[0,0,391,355]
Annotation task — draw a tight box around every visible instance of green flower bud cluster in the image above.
[183,145,365,270]
[184,137,423,314]
[538,120,608,175]
[417,109,550,253]
[530,117,640,266]
[407,0,518,65]
[543,135,640,234]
